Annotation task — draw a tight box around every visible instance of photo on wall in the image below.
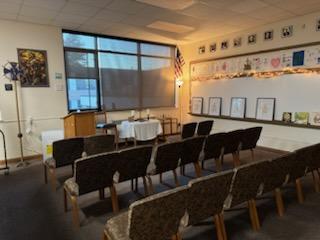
[230,97,246,118]
[281,25,293,38]
[198,46,206,54]
[208,97,222,116]
[233,37,242,47]
[316,19,320,31]
[248,34,257,44]
[191,97,203,114]
[282,112,292,123]
[294,112,309,125]
[210,43,217,53]
[256,98,275,121]
[221,40,229,50]
[309,112,320,126]
[264,30,273,41]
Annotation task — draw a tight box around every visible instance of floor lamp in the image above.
[3,62,28,167]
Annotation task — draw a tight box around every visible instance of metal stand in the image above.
[0,130,9,175]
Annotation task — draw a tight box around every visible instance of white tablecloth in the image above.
[118,119,163,141]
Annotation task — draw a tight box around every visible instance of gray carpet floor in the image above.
[1,148,320,240]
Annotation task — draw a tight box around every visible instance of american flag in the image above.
[175,48,185,79]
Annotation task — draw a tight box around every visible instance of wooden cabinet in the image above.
[63,111,95,138]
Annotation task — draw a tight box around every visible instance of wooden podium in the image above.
[63,111,96,138]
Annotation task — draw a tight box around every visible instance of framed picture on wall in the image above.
[208,97,222,116]
[191,97,203,114]
[294,112,309,124]
[256,98,276,121]
[230,97,246,118]
[309,112,320,126]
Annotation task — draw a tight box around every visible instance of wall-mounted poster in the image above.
[264,30,273,41]
[208,97,222,116]
[210,43,217,53]
[282,112,292,123]
[230,97,246,118]
[198,46,206,54]
[17,48,49,87]
[294,112,309,124]
[233,37,242,47]
[248,34,257,44]
[191,97,203,114]
[293,51,305,66]
[256,98,275,121]
[281,25,293,38]
[221,40,229,50]
[309,112,320,126]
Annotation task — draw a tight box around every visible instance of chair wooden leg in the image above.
[142,177,149,196]
[295,178,304,204]
[232,153,241,167]
[49,168,56,191]
[193,162,202,177]
[311,171,320,193]
[248,200,260,231]
[173,169,180,187]
[250,149,255,162]
[63,188,68,212]
[219,213,227,240]
[103,232,109,240]
[99,189,105,200]
[109,185,119,212]
[44,165,48,184]
[215,158,222,172]
[173,233,182,240]
[214,214,225,240]
[274,188,285,217]
[147,176,155,194]
[70,195,80,228]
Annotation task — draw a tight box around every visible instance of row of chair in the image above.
[103,142,320,240]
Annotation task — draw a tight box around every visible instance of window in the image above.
[63,31,176,111]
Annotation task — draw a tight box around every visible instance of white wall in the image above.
[180,11,320,151]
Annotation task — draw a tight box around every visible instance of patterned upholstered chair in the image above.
[44,137,84,190]
[180,136,206,178]
[114,146,153,196]
[64,152,119,228]
[103,186,190,240]
[262,153,296,216]
[239,127,262,161]
[187,170,234,240]
[225,160,270,231]
[196,120,214,136]
[83,134,115,156]
[202,133,227,172]
[223,129,244,167]
[147,141,182,192]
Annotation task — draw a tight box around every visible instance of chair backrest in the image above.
[203,132,227,160]
[223,129,244,155]
[83,134,115,156]
[197,120,214,136]
[180,136,206,166]
[263,153,296,194]
[116,146,153,182]
[187,170,234,225]
[53,137,84,168]
[293,145,312,180]
[128,186,189,240]
[240,127,262,151]
[75,152,118,195]
[181,122,197,139]
[227,160,270,208]
[154,141,182,174]
[310,143,320,171]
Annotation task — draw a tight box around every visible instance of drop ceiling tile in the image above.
[105,0,146,14]
[23,0,67,11]
[248,6,295,20]
[94,9,127,22]
[147,21,194,33]
[1,0,23,4]
[120,14,156,27]
[224,15,266,28]
[0,2,21,14]
[274,0,320,15]
[52,20,82,29]
[61,2,100,17]
[68,0,113,8]
[199,0,242,9]
[0,12,18,21]
[82,18,115,29]
[136,0,196,10]
[19,5,58,19]
[17,15,52,24]
[228,0,268,13]
[54,13,89,24]
[180,3,214,19]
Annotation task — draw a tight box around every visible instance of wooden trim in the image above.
[0,154,41,165]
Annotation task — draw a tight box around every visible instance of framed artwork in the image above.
[256,98,275,121]
[294,112,309,125]
[208,97,222,116]
[17,48,49,87]
[264,30,273,41]
[230,97,246,118]
[293,50,305,66]
[309,112,320,126]
[221,40,229,50]
[282,112,292,123]
[316,19,320,31]
[198,46,205,54]
[210,43,217,53]
[233,37,242,47]
[191,97,203,114]
[248,34,257,44]
[281,25,293,38]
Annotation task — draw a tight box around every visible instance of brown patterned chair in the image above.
[103,185,190,240]
[64,151,119,228]
[83,134,115,156]
[180,136,206,178]
[225,160,270,231]
[187,170,234,240]
[147,141,182,192]
[197,120,214,136]
[239,127,262,161]
[114,146,153,196]
[202,132,226,172]
[223,130,244,167]
[44,137,84,190]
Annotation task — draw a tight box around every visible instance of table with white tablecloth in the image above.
[118,119,163,141]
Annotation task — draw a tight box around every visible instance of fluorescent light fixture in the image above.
[147,21,194,33]
[136,0,196,10]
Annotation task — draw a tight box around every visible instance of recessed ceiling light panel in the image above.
[147,21,194,33]
[136,0,196,10]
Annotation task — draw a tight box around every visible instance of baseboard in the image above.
[0,154,42,165]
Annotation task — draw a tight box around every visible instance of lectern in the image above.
[63,111,95,138]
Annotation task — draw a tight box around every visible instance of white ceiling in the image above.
[1,0,320,44]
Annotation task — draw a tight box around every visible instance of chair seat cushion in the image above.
[64,177,79,196]
[104,211,130,240]
[44,158,56,169]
